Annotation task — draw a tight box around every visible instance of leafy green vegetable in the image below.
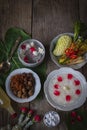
[0,27,46,93]
[73,21,87,42]
[0,27,30,89]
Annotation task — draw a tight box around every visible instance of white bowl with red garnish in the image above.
[44,67,87,111]
[18,39,45,67]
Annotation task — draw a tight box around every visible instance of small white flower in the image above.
[30,42,34,46]
[52,121,56,126]
[38,47,44,54]
[33,51,38,56]
[26,44,31,49]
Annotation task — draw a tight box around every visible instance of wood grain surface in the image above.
[0,0,87,130]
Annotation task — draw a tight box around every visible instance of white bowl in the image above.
[50,33,87,69]
[5,68,41,103]
[44,67,87,111]
[18,39,45,67]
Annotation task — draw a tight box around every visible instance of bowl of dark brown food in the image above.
[5,68,41,103]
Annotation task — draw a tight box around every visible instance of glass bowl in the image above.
[5,68,41,103]
[50,33,87,69]
[18,39,45,67]
[44,67,87,111]
[43,111,60,127]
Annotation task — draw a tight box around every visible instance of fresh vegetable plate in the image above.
[50,33,87,69]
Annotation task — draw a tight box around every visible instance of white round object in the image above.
[44,67,87,111]
[43,111,60,127]
[5,68,41,103]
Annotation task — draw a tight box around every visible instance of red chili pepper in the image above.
[65,48,75,57]
[70,54,78,59]
[65,49,71,56]
[33,115,41,122]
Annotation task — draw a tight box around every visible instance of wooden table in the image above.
[0,0,87,130]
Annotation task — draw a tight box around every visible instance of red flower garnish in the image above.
[33,115,41,122]
[21,44,26,50]
[10,113,17,119]
[66,95,71,101]
[24,56,29,63]
[74,80,80,86]
[20,107,28,113]
[77,115,82,121]
[30,47,36,52]
[75,89,81,95]
[71,111,77,118]
[54,90,60,96]
[67,74,73,79]
[71,119,75,124]
[70,111,82,124]
[54,84,60,89]
[57,76,63,82]
[28,110,34,116]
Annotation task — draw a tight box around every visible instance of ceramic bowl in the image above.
[18,39,45,67]
[5,68,41,103]
[44,67,87,111]
[50,33,87,69]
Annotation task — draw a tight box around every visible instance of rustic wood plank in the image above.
[32,0,79,73]
[79,0,87,24]
[79,0,87,80]
[79,0,87,116]
[0,0,32,128]
[0,0,32,40]
[31,0,79,130]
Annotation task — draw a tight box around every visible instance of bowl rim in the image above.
[50,32,87,69]
[17,39,45,67]
[5,68,41,103]
[44,67,87,111]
